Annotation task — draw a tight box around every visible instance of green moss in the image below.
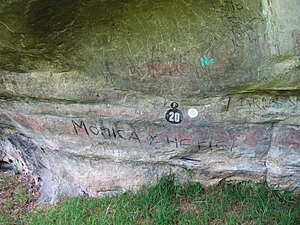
[227,78,300,96]
[275,54,298,63]
[0,0,268,99]
[0,0,262,74]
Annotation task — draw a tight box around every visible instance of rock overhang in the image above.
[0,0,299,203]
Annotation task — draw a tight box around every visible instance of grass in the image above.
[24,175,300,225]
[1,173,300,224]
[0,172,39,225]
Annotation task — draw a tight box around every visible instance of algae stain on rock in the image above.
[0,0,264,98]
[80,0,263,94]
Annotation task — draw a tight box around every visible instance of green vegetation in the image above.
[1,173,300,224]
[0,0,262,74]
[9,175,299,225]
[0,172,39,224]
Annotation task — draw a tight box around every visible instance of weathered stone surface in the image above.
[267,126,300,191]
[0,0,299,203]
[1,92,298,201]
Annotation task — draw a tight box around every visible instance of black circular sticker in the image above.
[165,102,183,124]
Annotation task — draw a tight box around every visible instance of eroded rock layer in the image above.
[0,0,299,202]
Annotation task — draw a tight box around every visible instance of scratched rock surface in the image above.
[267,126,300,191]
[1,92,300,202]
[0,0,300,203]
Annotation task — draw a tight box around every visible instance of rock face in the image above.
[0,0,299,203]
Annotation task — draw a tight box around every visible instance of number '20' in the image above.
[168,111,181,123]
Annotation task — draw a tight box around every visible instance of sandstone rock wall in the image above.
[0,0,299,203]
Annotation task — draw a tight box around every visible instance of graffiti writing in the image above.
[147,62,210,78]
[292,30,300,54]
[200,55,215,67]
[72,120,233,151]
[147,63,186,77]
[288,19,300,25]
[72,120,141,143]
[239,97,284,109]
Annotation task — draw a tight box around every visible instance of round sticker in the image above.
[165,102,183,124]
[188,108,198,118]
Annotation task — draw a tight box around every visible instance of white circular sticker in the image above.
[188,108,198,118]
